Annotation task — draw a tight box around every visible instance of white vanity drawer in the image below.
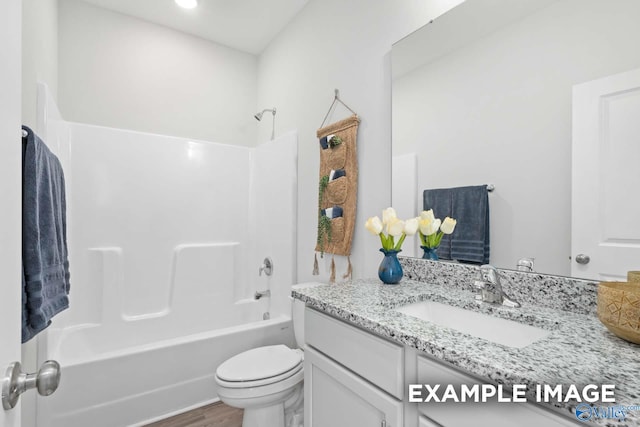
[305,307,404,399]
[416,355,577,427]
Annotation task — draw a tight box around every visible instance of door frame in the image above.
[0,0,23,426]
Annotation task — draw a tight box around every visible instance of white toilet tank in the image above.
[291,283,323,347]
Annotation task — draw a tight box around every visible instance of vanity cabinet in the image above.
[303,306,579,427]
[304,307,404,427]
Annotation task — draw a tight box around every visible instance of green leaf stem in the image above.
[317,213,332,257]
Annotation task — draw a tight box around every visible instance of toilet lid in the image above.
[216,345,303,382]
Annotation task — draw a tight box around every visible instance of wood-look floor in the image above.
[144,402,243,427]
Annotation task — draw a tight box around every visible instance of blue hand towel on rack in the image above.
[423,185,490,264]
[22,126,70,343]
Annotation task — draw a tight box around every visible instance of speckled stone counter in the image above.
[292,267,640,426]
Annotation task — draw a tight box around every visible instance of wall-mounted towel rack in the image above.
[487,184,495,192]
[22,129,28,138]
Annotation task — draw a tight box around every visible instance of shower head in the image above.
[254,108,276,121]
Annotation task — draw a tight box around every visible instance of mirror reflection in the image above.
[391,0,640,279]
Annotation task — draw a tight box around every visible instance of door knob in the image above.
[575,254,591,265]
[2,360,61,410]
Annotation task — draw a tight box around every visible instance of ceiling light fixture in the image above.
[175,0,197,9]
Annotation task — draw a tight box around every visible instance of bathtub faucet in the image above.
[254,290,271,300]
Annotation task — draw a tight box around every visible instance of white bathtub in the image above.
[38,315,294,427]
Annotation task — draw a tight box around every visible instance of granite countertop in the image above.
[292,278,640,427]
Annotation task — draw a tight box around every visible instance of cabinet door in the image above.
[305,346,403,427]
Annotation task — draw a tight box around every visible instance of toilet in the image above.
[215,296,306,427]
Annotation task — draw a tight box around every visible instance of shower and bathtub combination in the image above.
[33,85,298,427]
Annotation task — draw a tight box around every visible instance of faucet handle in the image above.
[516,258,535,272]
[480,264,501,287]
[259,257,273,276]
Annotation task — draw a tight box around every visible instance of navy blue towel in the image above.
[423,185,490,264]
[22,126,70,343]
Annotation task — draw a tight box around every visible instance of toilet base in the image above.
[242,403,285,427]
[217,376,303,427]
[238,383,303,427]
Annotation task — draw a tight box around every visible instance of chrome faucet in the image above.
[259,257,273,276]
[254,290,271,300]
[473,265,520,308]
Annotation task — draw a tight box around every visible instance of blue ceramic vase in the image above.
[421,246,439,261]
[378,248,403,285]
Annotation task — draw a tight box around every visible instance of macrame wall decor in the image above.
[313,90,360,283]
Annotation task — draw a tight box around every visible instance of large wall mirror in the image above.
[392,0,640,279]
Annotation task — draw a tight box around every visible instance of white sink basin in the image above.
[394,300,550,349]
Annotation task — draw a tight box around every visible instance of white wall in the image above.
[393,0,640,275]
[58,0,258,146]
[257,0,463,282]
[22,0,58,129]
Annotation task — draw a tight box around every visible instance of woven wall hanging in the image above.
[313,109,360,282]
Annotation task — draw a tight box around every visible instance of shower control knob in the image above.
[575,254,590,265]
[259,257,273,276]
[2,360,61,410]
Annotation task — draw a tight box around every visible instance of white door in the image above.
[0,0,23,426]
[572,68,640,281]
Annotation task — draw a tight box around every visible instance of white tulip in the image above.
[420,209,435,222]
[365,216,383,235]
[382,207,397,225]
[440,217,457,234]
[403,217,419,236]
[387,217,405,237]
[419,218,441,236]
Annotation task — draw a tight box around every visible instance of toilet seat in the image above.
[215,366,304,405]
[216,345,303,389]
[216,363,303,388]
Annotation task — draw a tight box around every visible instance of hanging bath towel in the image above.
[22,126,71,343]
[423,184,490,264]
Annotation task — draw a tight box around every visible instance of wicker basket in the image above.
[597,281,640,344]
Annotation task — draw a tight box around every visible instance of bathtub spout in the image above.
[254,290,271,300]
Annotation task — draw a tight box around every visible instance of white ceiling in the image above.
[81,0,310,55]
